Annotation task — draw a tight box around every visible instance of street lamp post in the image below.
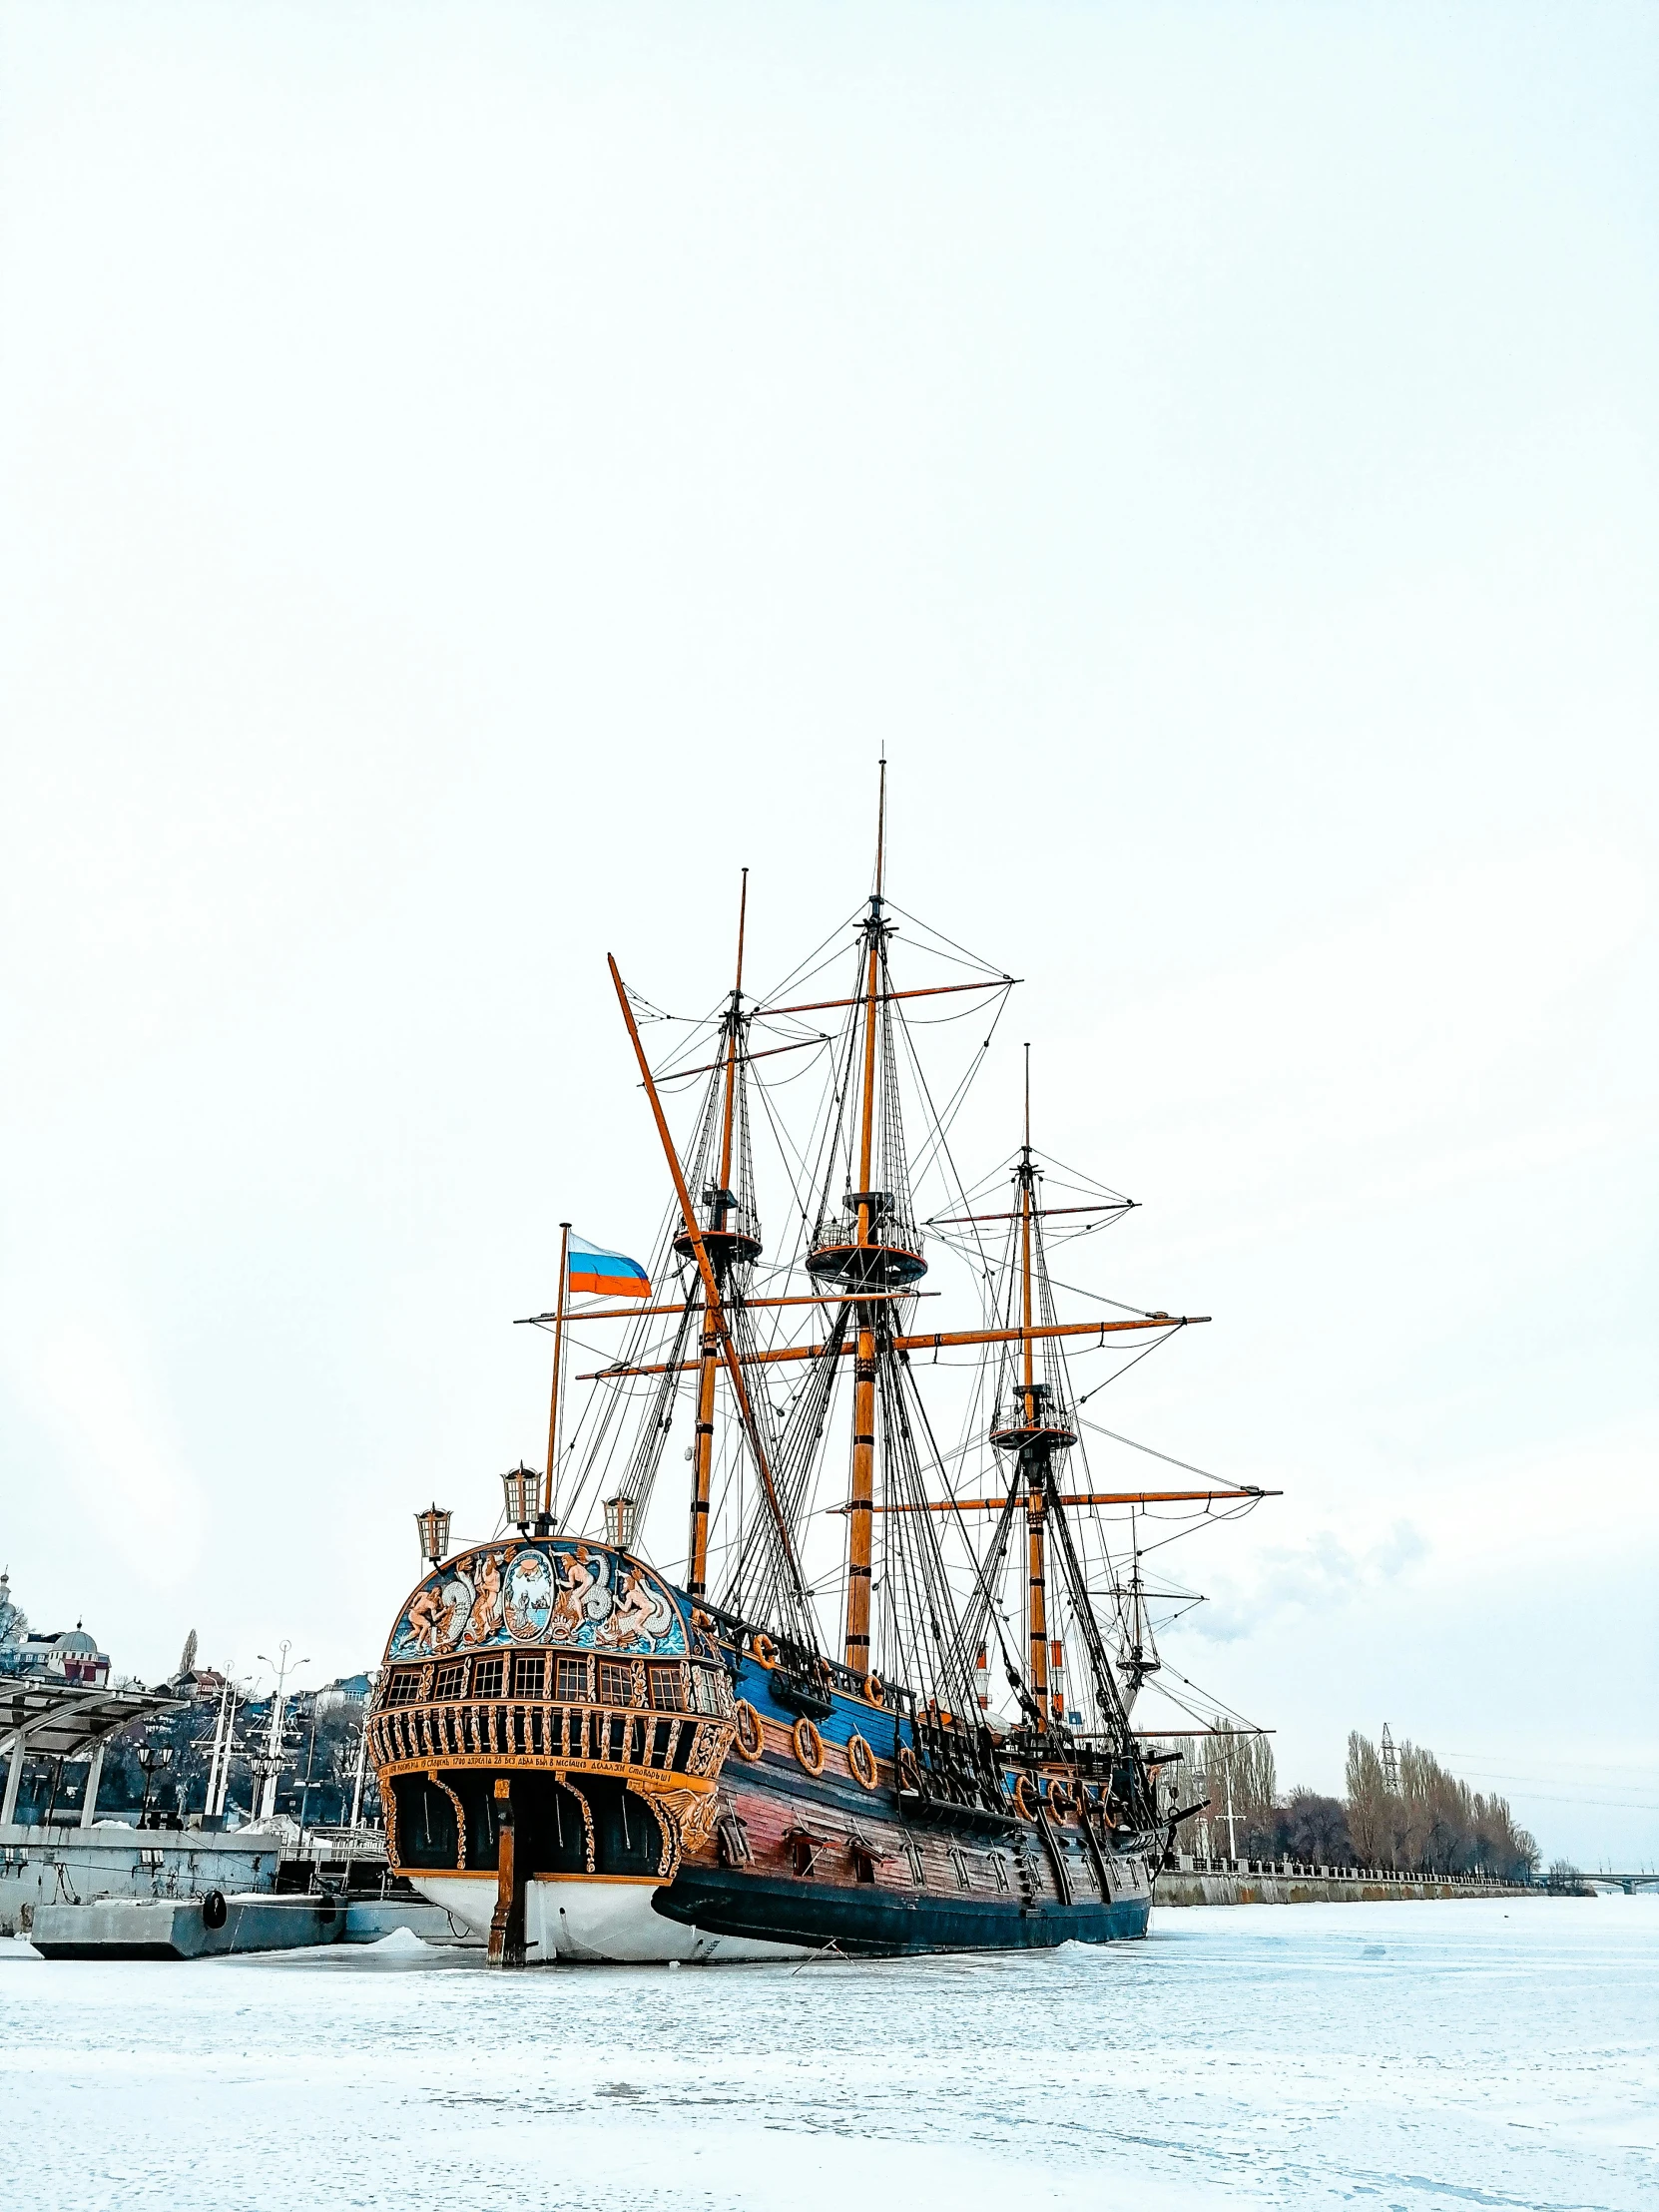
[296,1706,320,1837]
[135,1741,175,1830]
[207,1676,250,1821]
[204,1675,233,1819]
[254,1641,309,1826]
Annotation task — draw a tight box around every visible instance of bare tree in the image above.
[1346,1731,1391,1865]
[1344,1730,1537,1881]
[1192,1721,1277,1856]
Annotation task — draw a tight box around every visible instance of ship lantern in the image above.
[501,1463,539,1534]
[603,1493,638,1550]
[974,1645,990,1712]
[415,1503,453,1569]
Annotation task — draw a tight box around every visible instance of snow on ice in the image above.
[3,1896,1656,2210]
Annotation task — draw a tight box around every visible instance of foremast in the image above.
[989,1045,1076,1728]
[972,1062,1158,1836]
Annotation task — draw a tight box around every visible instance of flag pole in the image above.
[542,1220,571,1527]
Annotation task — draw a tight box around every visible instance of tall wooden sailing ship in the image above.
[367,776,1268,1962]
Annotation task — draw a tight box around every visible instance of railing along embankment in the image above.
[1156,1855,1537,1908]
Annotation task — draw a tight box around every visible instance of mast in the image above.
[721,872,749,1188]
[687,872,749,1597]
[1018,1045,1052,1719]
[541,1221,571,1527]
[1116,1512,1162,1711]
[609,954,810,1610]
[844,762,886,1671]
[987,1049,1081,1739]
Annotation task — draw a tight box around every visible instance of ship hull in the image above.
[372,1540,1159,1965]
[411,1861,1150,1962]
[650,1862,1151,1954]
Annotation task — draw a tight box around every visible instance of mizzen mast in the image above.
[681,870,758,1597]
[607,954,809,1611]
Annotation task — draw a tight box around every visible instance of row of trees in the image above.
[1345,1732,1537,1882]
[1178,1724,1539,1884]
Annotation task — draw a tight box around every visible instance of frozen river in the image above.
[4,1896,1655,2211]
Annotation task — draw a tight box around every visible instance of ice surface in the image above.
[3,1896,1656,2211]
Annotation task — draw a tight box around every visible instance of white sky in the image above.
[2,2,1654,1864]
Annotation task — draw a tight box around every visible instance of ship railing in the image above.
[989,1395,1077,1437]
[809,1209,924,1261]
[370,1698,730,1781]
[700,1602,916,1710]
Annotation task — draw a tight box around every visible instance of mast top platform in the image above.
[807,1187,927,1288]
[672,1183,763,1270]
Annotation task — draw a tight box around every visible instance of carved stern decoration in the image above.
[368,1537,737,1961]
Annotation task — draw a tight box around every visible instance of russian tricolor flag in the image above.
[568,1232,651,1300]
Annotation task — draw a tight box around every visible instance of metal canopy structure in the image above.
[2,1680,185,1829]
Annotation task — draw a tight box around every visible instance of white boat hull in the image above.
[409,1873,810,1963]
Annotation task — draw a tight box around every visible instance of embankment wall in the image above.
[1156,1868,1533,1907]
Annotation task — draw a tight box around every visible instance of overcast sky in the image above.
[3,2,1655,1863]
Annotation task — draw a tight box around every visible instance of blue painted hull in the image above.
[652,1864,1151,1954]
[653,1626,1155,1956]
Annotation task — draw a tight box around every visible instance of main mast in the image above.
[846,765,885,1672]
[1019,1048,1052,1720]
[804,763,929,1674]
